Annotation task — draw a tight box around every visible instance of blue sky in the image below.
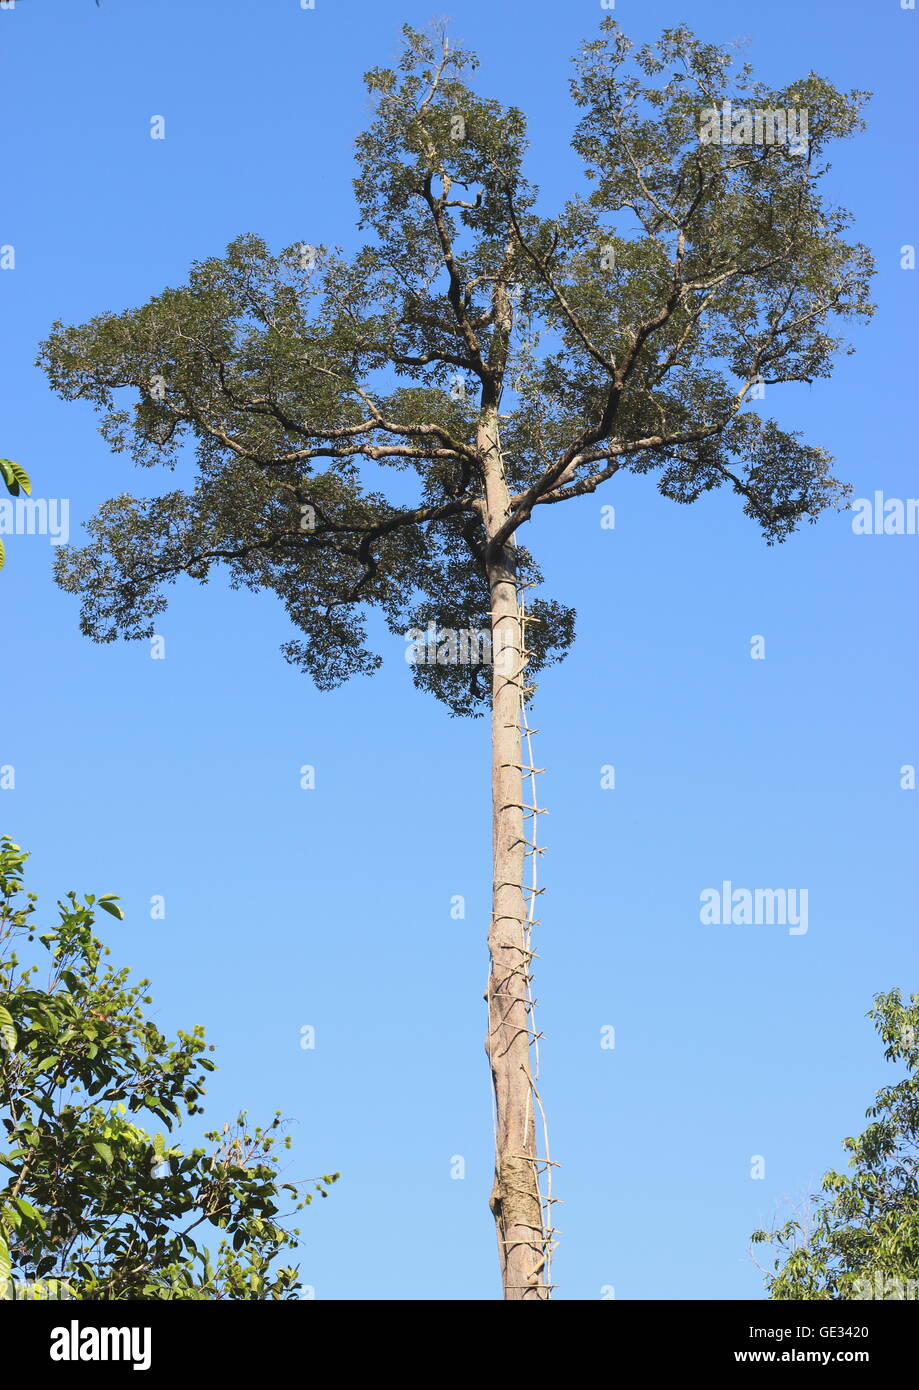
[1,0,916,1299]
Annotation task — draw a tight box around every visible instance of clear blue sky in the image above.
[2,0,916,1300]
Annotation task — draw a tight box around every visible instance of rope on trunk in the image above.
[516,582,560,1295]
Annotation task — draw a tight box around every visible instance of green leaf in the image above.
[93,1142,114,1167]
[0,537,5,572]
[0,1234,10,1289]
[98,897,124,920]
[0,459,30,497]
[14,1197,46,1229]
[0,1006,17,1053]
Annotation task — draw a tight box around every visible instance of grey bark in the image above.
[480,406,547,1301]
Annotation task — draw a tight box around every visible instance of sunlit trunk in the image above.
[481,407,548,1301]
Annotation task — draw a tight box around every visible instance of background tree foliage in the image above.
[753,991,919,1300]
[0,838,336,1300]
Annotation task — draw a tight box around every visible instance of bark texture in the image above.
[481,407,547,1300]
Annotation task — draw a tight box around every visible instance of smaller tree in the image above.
[0,837,337,1300]
[752,991,919,1300]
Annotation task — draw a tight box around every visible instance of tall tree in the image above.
[39,20,873,1298]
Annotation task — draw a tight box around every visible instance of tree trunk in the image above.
[481,410,548,1301]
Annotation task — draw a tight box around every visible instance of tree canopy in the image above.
[40,20,873,716]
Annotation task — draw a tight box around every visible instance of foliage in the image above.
[0,459,31,572]
[39,20,873,714]
[752,991,919,1300]
[0,837,337,1299]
